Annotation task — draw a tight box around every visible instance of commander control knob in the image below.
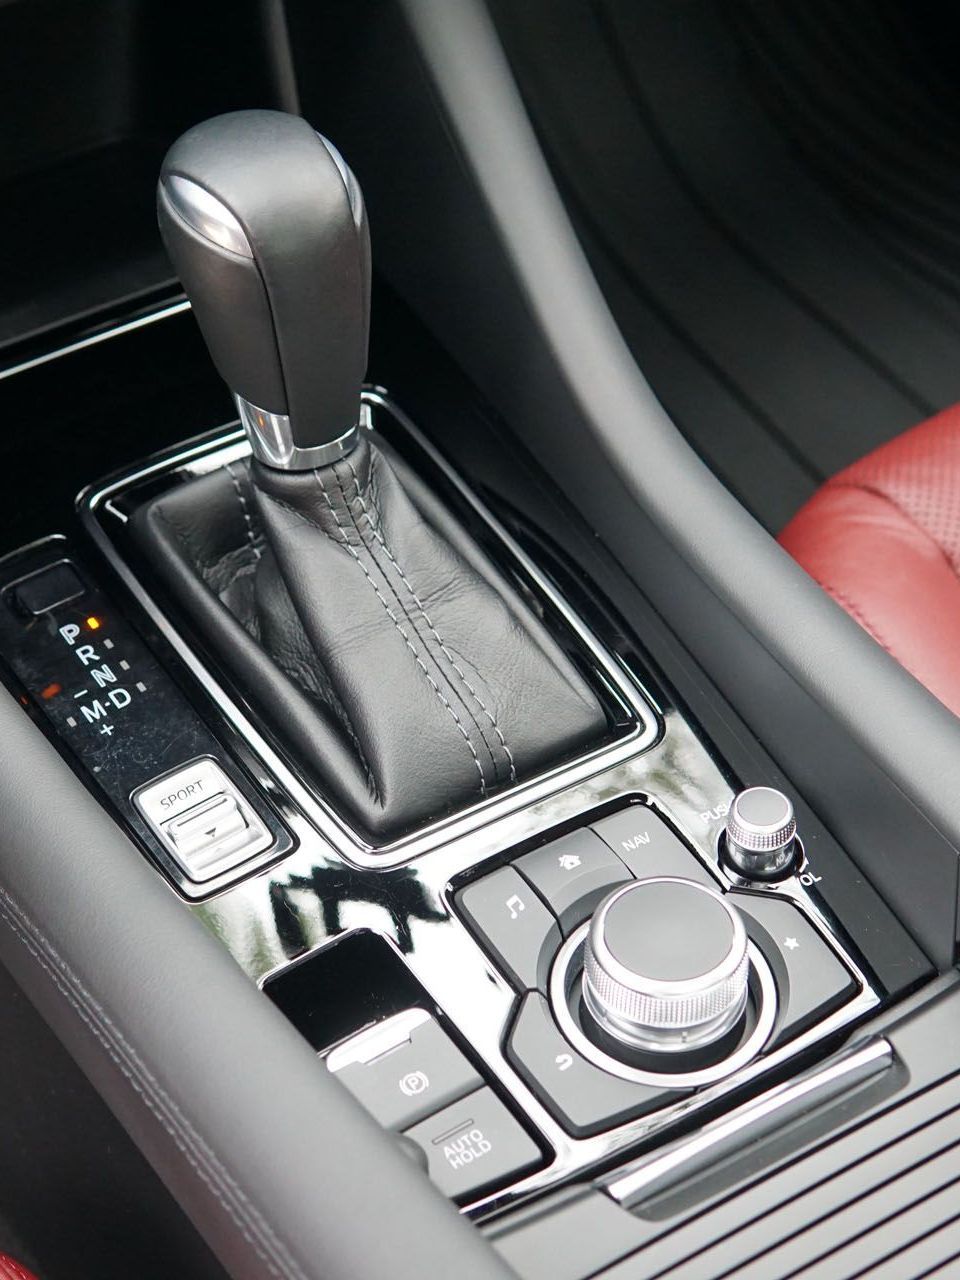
[724,786,798,880]
[582,878,749,1054]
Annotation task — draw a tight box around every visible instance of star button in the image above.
[784,936,800,951]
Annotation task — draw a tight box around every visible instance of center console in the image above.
[0,381,919,1218]
[0,100,941,1278]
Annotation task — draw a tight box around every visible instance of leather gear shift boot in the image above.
[132,434,607,841]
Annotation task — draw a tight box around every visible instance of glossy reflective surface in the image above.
[78,394,882,1219]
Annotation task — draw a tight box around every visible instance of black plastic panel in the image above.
[0,0,286,351]
[0,538,292,896]
[489,979,960,1279]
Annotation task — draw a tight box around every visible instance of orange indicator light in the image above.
[40,683,62,700]
[85,616,102,631]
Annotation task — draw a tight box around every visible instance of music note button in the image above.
[458,867,561,993]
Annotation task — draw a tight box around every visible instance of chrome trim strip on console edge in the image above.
[603,1036,894,1207]
[0,300,191,383]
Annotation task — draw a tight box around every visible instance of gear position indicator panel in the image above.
[0,542,292,896]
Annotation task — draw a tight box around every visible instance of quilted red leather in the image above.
[779,402,960,719]
[0,1255,37,1280]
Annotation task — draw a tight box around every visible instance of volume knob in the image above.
[724,787,797,879]
[582,878,749,1054]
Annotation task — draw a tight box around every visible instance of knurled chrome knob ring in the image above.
[582,878,750,1053]
[724,787,798,878]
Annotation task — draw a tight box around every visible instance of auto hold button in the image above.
[403,1087,542,1202]
[326,1009,482,1130]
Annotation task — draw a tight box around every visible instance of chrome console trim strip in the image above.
[0,300,191,383]
[603,1036,893,1207]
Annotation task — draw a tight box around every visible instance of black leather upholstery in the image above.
[132,434,606,841]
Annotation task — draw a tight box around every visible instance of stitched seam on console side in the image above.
[344,458,517,786]
[0,889,306,1280]
[0,902,294,1280]
[313,469,489,797]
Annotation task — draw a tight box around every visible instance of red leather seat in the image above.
[779,402,960,719]
[0,1256,38,1280]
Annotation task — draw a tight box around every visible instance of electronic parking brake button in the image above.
[591,807,717,888]
[458,866,561,992]
[403,1087,542,1202]
[134,757,274,882]
[326,1009,482,1131]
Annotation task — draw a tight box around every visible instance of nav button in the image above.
[592,807,717,888]
[457,867,561,993]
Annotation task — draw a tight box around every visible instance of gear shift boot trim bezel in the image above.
[81,390,659,872]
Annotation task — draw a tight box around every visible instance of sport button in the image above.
[516,830,630,934]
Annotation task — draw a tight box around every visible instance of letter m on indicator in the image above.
[80,700,108,724]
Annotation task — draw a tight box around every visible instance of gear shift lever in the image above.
[140,110,606,840]
[157,110,370,470]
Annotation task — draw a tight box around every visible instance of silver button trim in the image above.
[133,757,274,883]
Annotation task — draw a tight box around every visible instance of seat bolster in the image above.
[780,483,960,718]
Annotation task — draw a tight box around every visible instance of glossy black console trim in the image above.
[75,392,886,1220]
